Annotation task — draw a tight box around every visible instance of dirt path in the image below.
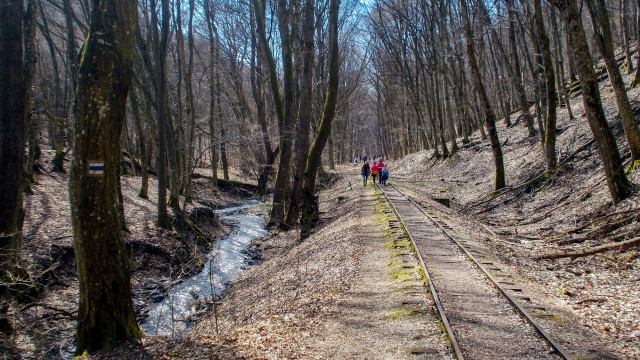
[190,167,453,359]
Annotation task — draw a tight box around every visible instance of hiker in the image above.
[380,166,389,185]
[361,161,370,186]
[371,161,378,185]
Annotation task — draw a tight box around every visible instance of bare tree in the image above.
[586,0,640,167]
[533,0,558,170]
[461,0,505,191]
[547,0,629,204]
[300,0,340,236]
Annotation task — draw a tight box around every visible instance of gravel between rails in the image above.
[382,185,562,360]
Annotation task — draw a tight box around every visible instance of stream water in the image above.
[141,200,267,336]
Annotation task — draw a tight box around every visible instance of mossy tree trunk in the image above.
[250,17,277,196]
[249,3,277,196]
[461,0,505,191]
[253,0,295,227]
[547,0,629,204]
[68,0,142,353]
[300,0,340,237]
[284,0,314,228]
[586,0,640,167]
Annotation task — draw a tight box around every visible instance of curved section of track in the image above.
[378,183,572,360]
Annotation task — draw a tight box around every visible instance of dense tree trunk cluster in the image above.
[367,0,639,203]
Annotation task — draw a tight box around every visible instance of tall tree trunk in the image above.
[461,0,505,191]
[152,0,172,228]
[547,0,630,204]
[204,0,218,189]
[284,0,314,228]
[300,0,340,238]
[130,90,148,198]
[506,0,536,136]
[551,9,575,121]
[623,0,634,73]
[586,0,640,167]
[37,2,66,174]
[253,0,295,227]
[69,0,142,353]
[183,0,197,204]
[533,0,558,170]
[58,0,77,173]
[62,0,77,88]
[0,0,27,334]
[633,0,640,86]
[525,0,548,148]
[23,0,38,194]
[250,8,276,196]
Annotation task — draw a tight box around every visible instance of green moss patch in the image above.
[385,307,427,320]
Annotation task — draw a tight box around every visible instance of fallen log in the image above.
[536,237,640,260]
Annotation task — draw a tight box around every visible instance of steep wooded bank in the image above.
[390,66,640,358]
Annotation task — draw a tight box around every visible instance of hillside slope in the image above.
[390,69,640,358]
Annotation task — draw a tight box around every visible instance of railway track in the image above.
[378,183,572,360]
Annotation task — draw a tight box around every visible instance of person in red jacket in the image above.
[372,161,380,185]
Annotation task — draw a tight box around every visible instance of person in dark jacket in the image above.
[361,161,370,186]
[380,166,389,185]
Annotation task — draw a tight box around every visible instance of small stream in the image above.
[142,200,267,336]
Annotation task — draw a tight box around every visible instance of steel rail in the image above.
[376,184,465,360]
[383,182,573,360]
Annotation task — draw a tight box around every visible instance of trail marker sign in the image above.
[88,161,105,175]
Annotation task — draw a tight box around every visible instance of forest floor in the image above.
[3,68,640,360]
[0,150,256,359]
